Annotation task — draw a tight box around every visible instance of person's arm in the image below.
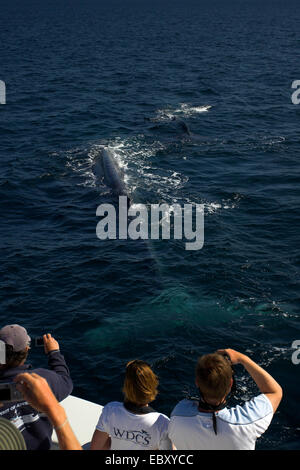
[46,401,82,451]
[34,334,73,401]
[14,372,82,450]
[90,429,111,450]
[218,349,283,413]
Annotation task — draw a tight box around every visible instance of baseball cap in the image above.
[0,325,31,352]
[0,417,27,450]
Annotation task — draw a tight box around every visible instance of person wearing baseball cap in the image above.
[0,324,31,353]
[0,325,31,368]
[0,324,73,450]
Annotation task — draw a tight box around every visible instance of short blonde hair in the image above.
[122,360,159,405]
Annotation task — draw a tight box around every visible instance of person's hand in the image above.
[14,373,72,436]
[14,372,59,415]
[217,348,245,365]
[43,333,60,355]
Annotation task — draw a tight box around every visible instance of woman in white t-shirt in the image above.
[90,360,172,450]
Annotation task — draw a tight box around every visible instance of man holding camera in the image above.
[168,348,283,450]
[0,324,73,450]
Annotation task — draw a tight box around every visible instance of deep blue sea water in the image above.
[1,0,299,449]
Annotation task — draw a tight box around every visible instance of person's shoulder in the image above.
[103,401,123,411]
[219,394,274,425]
[155,411,170,424]
[170,399,199,418]
[30,366,66,383]
[0,364,31,379]
[30,367,50,377]
[98,401,123,421]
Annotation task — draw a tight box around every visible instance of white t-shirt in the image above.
[168,394,274,450]
[96,401,172,450]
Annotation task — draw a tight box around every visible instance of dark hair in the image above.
[196,353,232,401]
[0,344,28,370]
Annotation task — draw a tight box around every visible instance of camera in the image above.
[0,383,24,403]
[33,337,44,347]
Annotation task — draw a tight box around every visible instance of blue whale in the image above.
[93,147,131,205]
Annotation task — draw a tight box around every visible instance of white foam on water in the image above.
[206,202,222,213]
[154,103,212,121]
[65,146,101,188]
[106,136,190,199]
[64,127,192,197]
[63,132,244,219]
[174,103,212,116]
[205,193,243,213]
[261,135,286,145]
[190,197,241,215]
[65,138,242,217]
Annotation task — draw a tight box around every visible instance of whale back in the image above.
[101,148,127,196]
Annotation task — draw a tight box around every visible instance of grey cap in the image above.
[0,325,31,352]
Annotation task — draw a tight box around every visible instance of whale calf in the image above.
[93,147,131,205]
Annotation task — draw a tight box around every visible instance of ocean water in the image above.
[1,0,299,449]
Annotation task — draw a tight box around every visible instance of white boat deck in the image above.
[51,395,103,449]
